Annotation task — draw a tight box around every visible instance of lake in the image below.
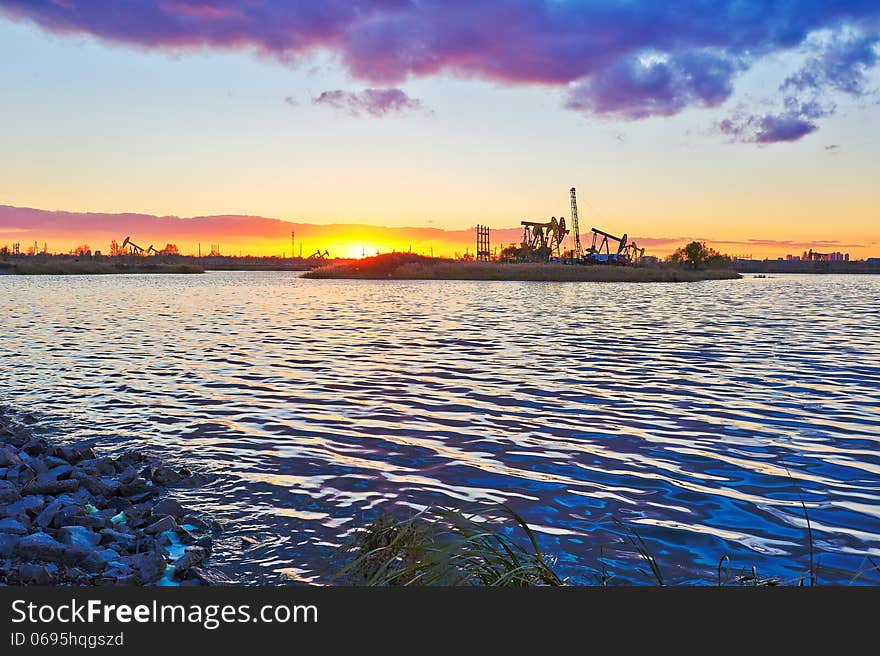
[1,272,878,584]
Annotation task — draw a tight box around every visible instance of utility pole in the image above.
[291,230,295,260]
[198,243,201,258]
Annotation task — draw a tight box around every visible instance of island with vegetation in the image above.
[0,258,204,275]
[304,243,741,283]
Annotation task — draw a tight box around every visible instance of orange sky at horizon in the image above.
[0,204,875,261]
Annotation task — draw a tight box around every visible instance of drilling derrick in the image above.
[570,187,583,260]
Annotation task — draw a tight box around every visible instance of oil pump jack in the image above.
[624,241,645,264]
[121,236,145,256]
[586,227,629,264]
[517,216,568,261]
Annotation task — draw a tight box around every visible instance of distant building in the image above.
[802,249,850,262]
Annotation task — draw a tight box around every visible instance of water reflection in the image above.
[1,272,878,584]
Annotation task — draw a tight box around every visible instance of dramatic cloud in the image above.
[782,33,879,97]
[1,1,879,140]
[566,51,741,119]
[717,109,822,144]
[718,33,879,143]
[312,88,424,117]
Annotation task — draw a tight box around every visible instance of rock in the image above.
[102,562,135,583]
[72,514,107,530]
[18,452,48,474]
[96,548,122,563]
[103,498,132,514]
[122,505,150,529]
[65,567,90,584]
[47,464,74,480]
[15,532,68,562]
[77,551,108,574]
[92,457,117,475]
[118,467,140,485]
[175,473,212,489]
[0,480,20,503]
[175,526,197,545]
[100,529,137,551]
[18,563,52,585]
[119,479,157,500]
[2,495,45,518]
[24,475,79,495]
[152,498,185,519]
[53,442,96,464]
[144,515,176,534]
[181,514,211,531]
[34,499,68,528]
[76,473,112,498]
[0,518,28,535]
[0,533,19,557]
[128,550,167,584]
[3,467,24,486]
[58,525,101,549]
[190,567,234,586]
[194,535,213,554]
[115,451,146,469]
[152,466,183,486]
[22,437,49,456]
[172,546,207,578]
[50,505,89,529]
[0,446,21,467]
[127,490,157,505]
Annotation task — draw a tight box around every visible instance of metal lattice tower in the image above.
[476,224,491,261]
[570,187,582,259]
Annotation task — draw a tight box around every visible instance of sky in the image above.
[0,1,878,259]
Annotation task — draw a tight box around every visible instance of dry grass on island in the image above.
[303,253,740,283]
[0,258,204,275]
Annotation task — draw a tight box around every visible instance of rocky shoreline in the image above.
[0,410,230,586]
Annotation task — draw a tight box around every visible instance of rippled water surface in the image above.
[1,272,878,584]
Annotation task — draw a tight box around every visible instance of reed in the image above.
[335,505,563,586]
[304,253,740,282]
[337,503,876,586]
[2,259,204,274]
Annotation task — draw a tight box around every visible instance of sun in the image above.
[336,243,382,259]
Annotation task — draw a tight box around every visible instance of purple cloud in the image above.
[566,51,740,119]
[312,88,424,117]
[1,1,879,136]
[718,33,878,143]
[782,33,879,97]
[718,112,818,144]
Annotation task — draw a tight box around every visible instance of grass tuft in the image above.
[335,505,564,586]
